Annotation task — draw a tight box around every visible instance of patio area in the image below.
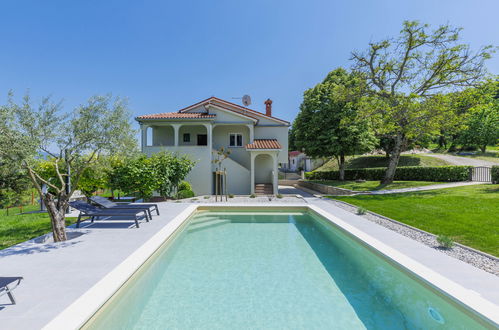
[0,193,498,329]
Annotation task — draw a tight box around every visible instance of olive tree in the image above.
[351,21,493,183]
[0,93,138,241]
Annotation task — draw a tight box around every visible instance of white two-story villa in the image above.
[136,97,290,196]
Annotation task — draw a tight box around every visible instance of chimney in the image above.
[264,98,273,117]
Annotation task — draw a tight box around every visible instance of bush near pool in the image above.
[305,166,473,182]
[492,166,499,184]
[176,181,195,199]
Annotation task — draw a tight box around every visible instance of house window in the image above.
[197,134,207,146]
[183,133,190,142]
[229,133,243,147]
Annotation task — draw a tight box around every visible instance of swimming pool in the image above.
[80,208,495,329]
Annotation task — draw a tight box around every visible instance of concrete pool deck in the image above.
[0,197,498,329]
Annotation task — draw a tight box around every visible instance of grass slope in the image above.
[310,180,443,191]
[316,154,450,172]
[0,205,76,250]
[331,185,499,256]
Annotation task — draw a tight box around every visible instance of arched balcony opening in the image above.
[178,125,208,146]
[149,125,175,146]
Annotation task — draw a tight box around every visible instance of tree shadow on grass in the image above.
[348,155,422,168]
[337,189,445,202]
[481,185,499,193]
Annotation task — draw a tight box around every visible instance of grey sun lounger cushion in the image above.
[90,196,159,219]
[69,201,148,228]
[0,277,23,305]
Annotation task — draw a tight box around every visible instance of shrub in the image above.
[109,153,195,199]
[436,235,454,249]
[276,194,283,199]
[178,181,192,192]
[305,166,473,182]
[228,194,234,198]
[249,194,256,198]
[177,189,195,199]
[492,166,499,184]
[357,207,367,215]
[203,196,210,199]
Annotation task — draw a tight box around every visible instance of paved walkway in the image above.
[425,153,498,166]
[278,185,314,197]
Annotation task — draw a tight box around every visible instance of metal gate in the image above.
[471,167,491,182]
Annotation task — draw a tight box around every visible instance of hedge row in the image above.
[492,166,499,184]
[305,166,473,182]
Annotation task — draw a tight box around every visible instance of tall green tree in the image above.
[288,127,298,151]
[351,21,493,183]
[293,68,376,180]
[457,80,499,152]
[0,93,138,241]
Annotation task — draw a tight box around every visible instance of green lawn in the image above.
[316,154,450,171]
[0,204,76,250]
[310,180,444,191]
[331,185,499,256]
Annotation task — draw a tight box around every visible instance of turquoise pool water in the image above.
[84,210,490,329]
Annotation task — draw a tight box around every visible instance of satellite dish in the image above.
[242,94,251,107]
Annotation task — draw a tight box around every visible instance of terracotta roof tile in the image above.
[136,97,290,125]
[246,139,282,150]
[137,112,216,120]
[178,96,290,125]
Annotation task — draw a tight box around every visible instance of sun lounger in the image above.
[0,277,23,305]
[69,201,148,228]
[90,196,159,220]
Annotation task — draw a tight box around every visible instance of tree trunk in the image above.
[480,145,487,153]
[382,134,404,184]
[43,194,68,242]
[438,134,447,149]
[338,153,346,181]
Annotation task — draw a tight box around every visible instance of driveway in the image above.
[425,153,497,167]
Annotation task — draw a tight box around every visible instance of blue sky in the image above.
[0,0,498,125]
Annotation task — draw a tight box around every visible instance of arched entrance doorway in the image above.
[250,151,278,195]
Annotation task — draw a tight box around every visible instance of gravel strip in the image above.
[327,198,499,276]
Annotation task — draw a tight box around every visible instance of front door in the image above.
[197,134,207,146]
